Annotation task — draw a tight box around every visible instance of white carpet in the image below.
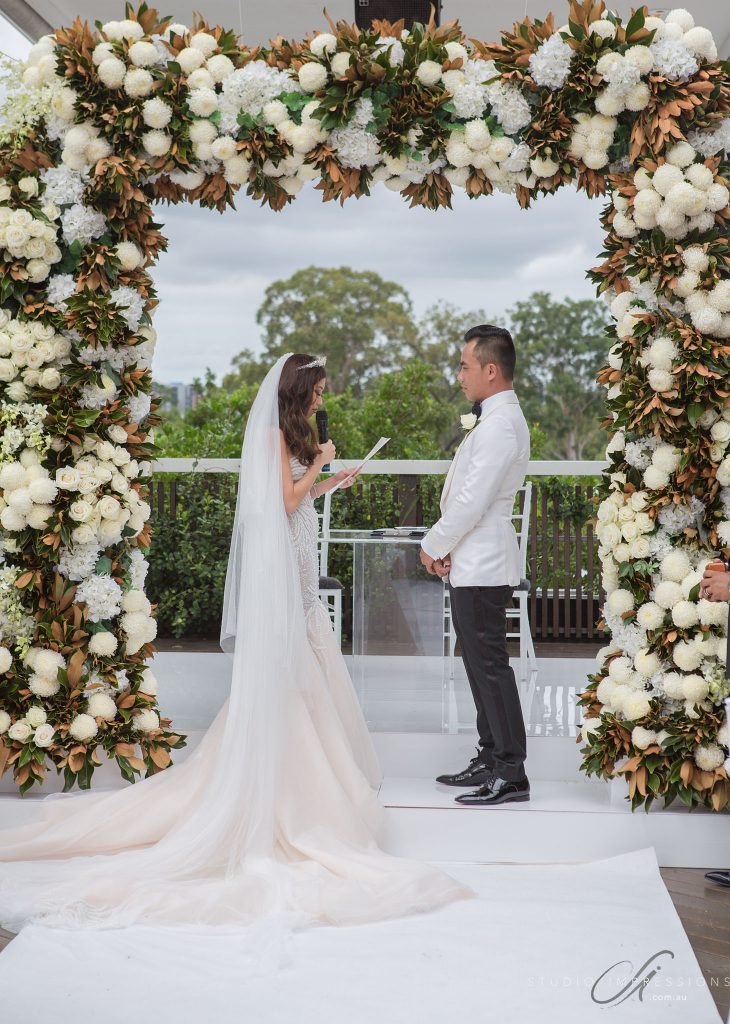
[0,848,720,1024]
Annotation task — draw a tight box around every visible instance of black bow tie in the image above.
[471,401,482,417]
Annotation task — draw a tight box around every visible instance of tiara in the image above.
[298,355,327,370]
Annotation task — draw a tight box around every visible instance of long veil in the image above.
[0,353,468,938]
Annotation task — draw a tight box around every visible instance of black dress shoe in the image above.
[455,776,530,806]
[436,752,494,788]
[705,870,730,888]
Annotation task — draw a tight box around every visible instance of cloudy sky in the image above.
[1,15,607,386]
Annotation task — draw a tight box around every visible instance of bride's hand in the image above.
[317,440,336,465]
[332,467,361,489]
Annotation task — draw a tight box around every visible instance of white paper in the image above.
[329,436,390,493]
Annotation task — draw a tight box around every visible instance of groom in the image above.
[419,325,531,806]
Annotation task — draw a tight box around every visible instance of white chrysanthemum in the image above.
[128,41,159,67]
[660,550,691,583]
[673,639,703,671]
[694,743,724,771]
[606,589,635,616]
[635,648,660,677]
[645,335,677,370]
[647,368,674,393]
[683,26,718,62]
[0,647,11,673]
[142,130,171,156]
[206,54,234,82]
[653,579,683,609]
[189,30,218,56]
[607,655,633,684]
[415,60,442,87]
[88,631,118,656]
[596,677,617,706]
[661,671,687,699]
[177,46,206,74]
[706,183,730,212]
[309,33,337,58]
[132,708,160,732]
[672,600,699,628]
[652,162,684,196]
[98,57,126,89]
[697,598,729,626]
[69,713,98,742]
[87,691,118,720]
[188,87,218,117]
[685,163,714,191]
[623,691,652,720]
[683,673,709,703]
[298,61,328,93]
[589,20,616,40]
[142,97,172,129]
[632,725,658,750]
[124,68,153,98]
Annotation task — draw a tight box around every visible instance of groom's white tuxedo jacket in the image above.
[422,390,530,588]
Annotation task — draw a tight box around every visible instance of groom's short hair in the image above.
[463,325,516,380]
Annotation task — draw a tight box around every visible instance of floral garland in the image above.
[0,2,727,806]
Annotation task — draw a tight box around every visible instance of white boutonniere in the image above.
[460,413,478,431]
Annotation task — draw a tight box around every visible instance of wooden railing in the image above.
[150,459,609,644]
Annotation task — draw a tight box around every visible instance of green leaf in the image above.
[625,9,646,40]
[687,403,704,427]
[568,19,585,41]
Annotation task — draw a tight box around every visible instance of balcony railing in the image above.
[149,459,609,644]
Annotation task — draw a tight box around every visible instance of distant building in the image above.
[157,381,201,415]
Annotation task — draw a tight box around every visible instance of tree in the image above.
[411,299,497,399]
[254,266,417,394]
[508,292,610,461]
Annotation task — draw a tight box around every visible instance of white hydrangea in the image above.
[528,33,573,90]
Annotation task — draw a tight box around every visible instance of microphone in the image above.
[315,409,331,471]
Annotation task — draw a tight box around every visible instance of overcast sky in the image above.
[1,15,607,386]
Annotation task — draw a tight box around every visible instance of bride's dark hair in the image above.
[278,354,326,466]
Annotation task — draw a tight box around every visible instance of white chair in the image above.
[442,481,538,733]
[317,488,343,647]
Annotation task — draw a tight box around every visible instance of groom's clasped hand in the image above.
[419,549,451,578]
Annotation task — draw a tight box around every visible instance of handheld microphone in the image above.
[315,409,331,471]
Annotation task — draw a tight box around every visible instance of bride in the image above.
[0,352,468,934]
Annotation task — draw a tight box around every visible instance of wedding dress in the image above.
[0,354,468,940]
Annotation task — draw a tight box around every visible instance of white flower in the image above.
[416,60,442,87]
[29,674,59,697]
[660,550,691,582]
[634,649,660,677]
[606,589,634,616]
[33,723,55,747]
[142,97,173,129]
[8,720,32,742]
[188,87,218,117]
[0,646,11,673]
[672,600,699,628]
[683,674,709,703]
[632,726,658,750]
[177,47,206,74]
[528,33,573,90]
[650,38,698,82]
[142,130,171,157]
[98,57,126,89]
[132,708,160,732]
[653,579,683,609]
[69,713,98,742]
[623,691,652,720]
[673,639,703,671]
[88,631,118,656]
[683,27,718,62]
[25,705,46,727]
[124,68,153,98]
[207,54,234,82]
[87,691,118,720]
[636,602,665,630]
[642,465,669,490]
[648,368,674,392]
[189,31,218,56]
[310,33,337,58]
[694,743,724,771]
[298,61,328,93]
[129,41,160,67]
[460,413,477,431]
[589,20,616,40]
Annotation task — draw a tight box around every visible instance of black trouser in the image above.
[449,582,527,782]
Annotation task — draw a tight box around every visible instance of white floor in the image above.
[0,848,721,1024]
[2,654,728,867]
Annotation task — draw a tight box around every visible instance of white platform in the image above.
[1,654,727,869]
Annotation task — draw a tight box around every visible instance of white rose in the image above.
[55,466,81,490]
[33,723,55,747]
[25,705,46,727]
[8,720,32,742]
[330,52,351,78]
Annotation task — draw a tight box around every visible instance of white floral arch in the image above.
[0,2,728,809]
